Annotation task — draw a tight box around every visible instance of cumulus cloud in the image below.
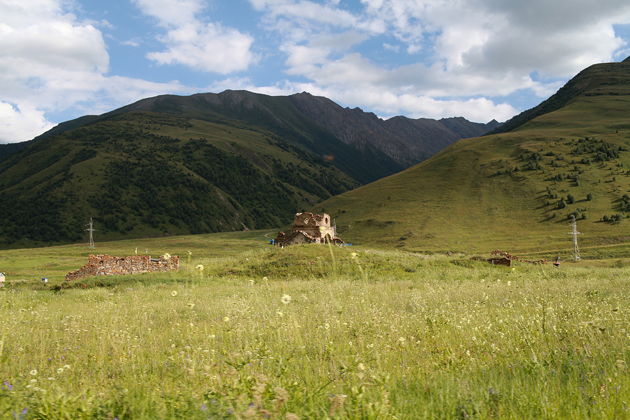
[0,0,192,143]
[0,102,55,143]
[133,0,256,74]
[251,0,630,122]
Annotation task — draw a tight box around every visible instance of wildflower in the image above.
[281,294,292,305]
[262,276,269,282]
[187,302,195,309]
[277,311,284,317]
[2,381,12,391]
[187,251,192,256]
[171,290,178,297]
[273,387,289,409]
[163,253,171,259]
[249,279,255,285]
[357,362,366,371]
[29,369,38,376]
[223,316,230,322]
[195,264,204,271]
[507,281,512,286]
[351,252,358,259]
[56,368,64,374]
[329,394,347,417]
[63,365,71,370]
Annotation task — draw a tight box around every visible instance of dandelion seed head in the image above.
[281,294,292,305]
[29,369,38,376]
[195,264,204,271]
[171,290,178,297]
[163,253,171,260]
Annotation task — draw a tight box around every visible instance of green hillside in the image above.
[0,111,361,247]
[0,90,495,248]
[317,59,630,256]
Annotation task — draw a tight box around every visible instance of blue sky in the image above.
[2,0,630,143]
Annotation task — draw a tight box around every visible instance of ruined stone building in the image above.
[274,212,344,246]
[65,254,179,281]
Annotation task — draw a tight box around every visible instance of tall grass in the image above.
[0,245,628,418]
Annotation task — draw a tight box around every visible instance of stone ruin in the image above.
[274,212,344,246]
[487,250,547,266]
[65,254,179,281]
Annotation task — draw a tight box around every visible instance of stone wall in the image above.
[65,254,179,281]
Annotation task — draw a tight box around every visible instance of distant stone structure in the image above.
[65,254,179,281]
[487,250,546,266]
[275,212,344,246]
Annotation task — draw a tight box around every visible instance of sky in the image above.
[2,0,630,143]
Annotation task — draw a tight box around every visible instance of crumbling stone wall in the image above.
[65,254,179,281]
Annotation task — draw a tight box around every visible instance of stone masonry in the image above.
[275,212,344,246]
[65,254,179,281]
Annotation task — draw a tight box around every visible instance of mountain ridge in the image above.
[0,90,495,247]
[316,58,630,254]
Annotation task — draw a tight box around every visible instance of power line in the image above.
[568,215,581,261]
[86,217,96,249]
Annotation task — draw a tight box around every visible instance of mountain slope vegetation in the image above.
[0,91,492,247]
[317,59,630,255]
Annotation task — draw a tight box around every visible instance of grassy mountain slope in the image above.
[0,90,493,247]
[0,111,359,246]
[317,59,630,256]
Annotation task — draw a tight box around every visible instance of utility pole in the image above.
[86,217,96,249]
[568,215,581,261]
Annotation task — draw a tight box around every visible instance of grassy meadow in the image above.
[0,232,629,419]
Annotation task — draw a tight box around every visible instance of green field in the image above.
[1,233,628,419]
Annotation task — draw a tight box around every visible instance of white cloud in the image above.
[131,0,202,27]
[0,0,192,143]
[251,0,358,27]
[133,0,256,74]
[0,102,55,143]
[250,0,630,122]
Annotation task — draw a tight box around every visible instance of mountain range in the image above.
[317,58,630,255]
[0,90,495,246]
